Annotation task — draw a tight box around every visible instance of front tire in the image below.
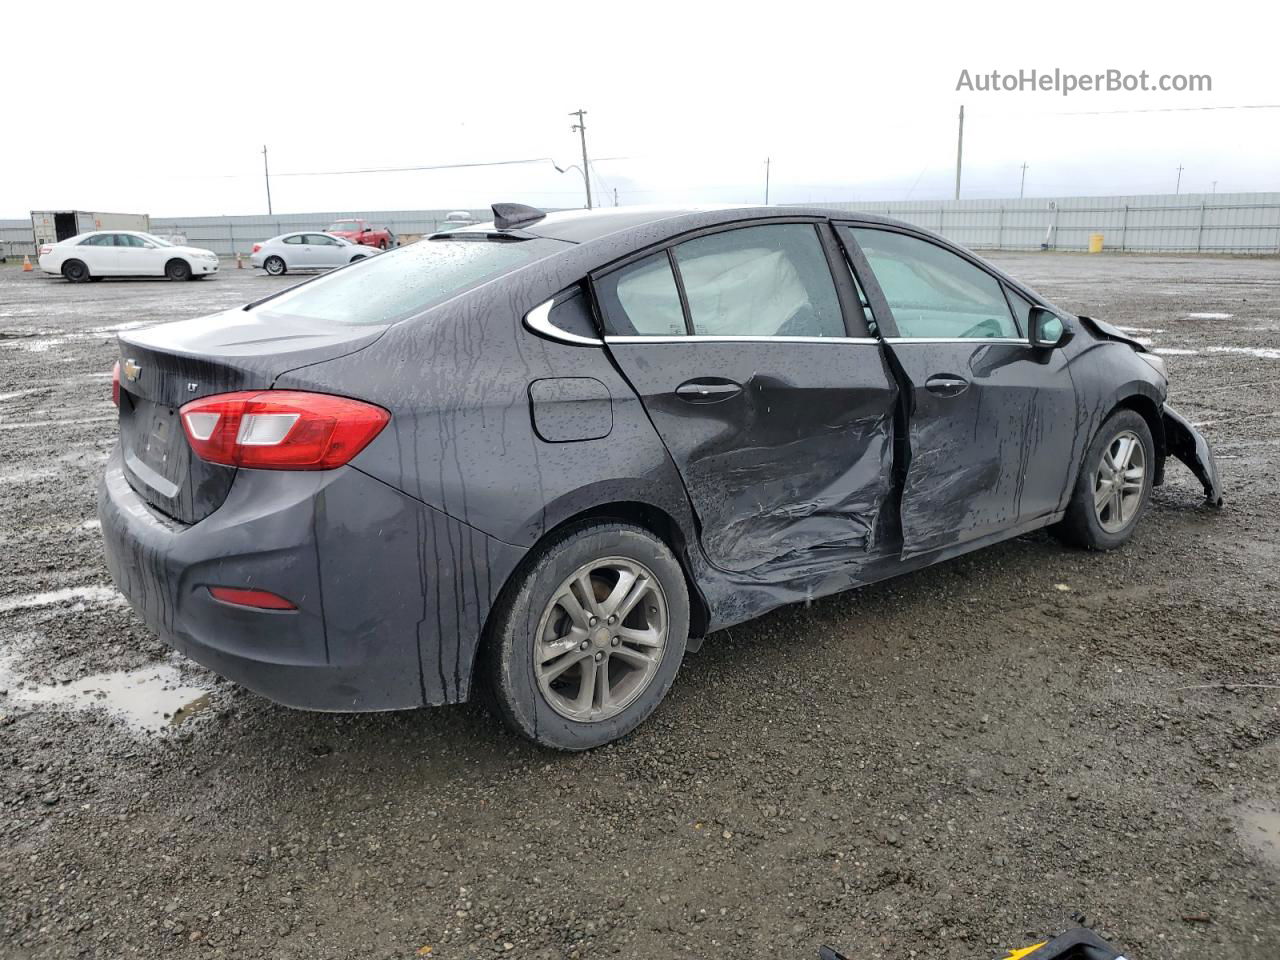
[165,259,191,281]
[486,522,690,751]
[264,256,286,276]
[61,259,90,283]
[1055,408,1154,550]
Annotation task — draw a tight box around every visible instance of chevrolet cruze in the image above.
[99,204,1220,750]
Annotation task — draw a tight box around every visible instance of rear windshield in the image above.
[250,237,567,326]
[326,221,358,231]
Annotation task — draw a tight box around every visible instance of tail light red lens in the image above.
[251,243,262,254]
[111,361,120,407]
[39,244,53,255]
[179,390,390,470]
[208,586,296,610]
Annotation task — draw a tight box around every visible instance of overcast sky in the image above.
[6,0,1278,218]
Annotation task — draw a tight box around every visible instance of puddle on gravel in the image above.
[0,660,214,733]
[1236,802,1280,871]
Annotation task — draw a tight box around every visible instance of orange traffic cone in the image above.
[22,254,33,272]
[236,252,243,269]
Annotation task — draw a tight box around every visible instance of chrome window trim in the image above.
[604,335,880,345]
[523,298,604,347]
[883,337,1030,345]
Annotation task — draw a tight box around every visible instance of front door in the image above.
[839,225,1078,558]
[597,222,899,577]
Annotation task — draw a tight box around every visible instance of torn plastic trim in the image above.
[1163,404,1223,506]
[1078,314,1149,353]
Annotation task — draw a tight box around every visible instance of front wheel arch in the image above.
[1111,393,1167,485]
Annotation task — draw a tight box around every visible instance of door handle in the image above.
[924,374,969,397]
[675,379,743,403]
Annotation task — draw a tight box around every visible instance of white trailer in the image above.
[30,210,151,246]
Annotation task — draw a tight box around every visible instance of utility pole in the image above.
[954,105,964,200]
[613,187,619,207]
[262,145,273,215]
[1212,180,1218,195]
[1019,162,1028,199]
[764,157,771,205]
[1175,164,1185,195]
[569,110,592,209]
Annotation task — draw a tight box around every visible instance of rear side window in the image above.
[595,252,687,337]
[80,234,114,246]
[846,228,1018,339]
[283,235,305,245]
[253,237,567,326]
[673,224,844,338]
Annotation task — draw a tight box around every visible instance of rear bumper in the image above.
[98,449,522,710]
[1162,404,1223,506]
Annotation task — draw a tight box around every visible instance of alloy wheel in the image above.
[533,557,668,722]
[1094,430,1146,533]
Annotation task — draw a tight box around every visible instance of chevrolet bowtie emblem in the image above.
[122,359,141,382]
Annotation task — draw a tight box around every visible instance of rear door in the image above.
[76,233,119,274]
[597,220,899,577]
[838,225,1078,558]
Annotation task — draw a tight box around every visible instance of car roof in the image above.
[452,204,915,246]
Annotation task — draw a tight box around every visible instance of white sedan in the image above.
[249,232,382,276]
[38,231,219,282]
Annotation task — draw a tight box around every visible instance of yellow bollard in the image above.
[1088,233,1104,253]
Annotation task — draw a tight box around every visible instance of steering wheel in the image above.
[959,317,1006,339]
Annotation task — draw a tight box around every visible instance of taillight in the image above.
[208,586,296,610]
[251,243,262,254]
[111,361,120,406]
[179,390,389,470]
[39,244,53,255]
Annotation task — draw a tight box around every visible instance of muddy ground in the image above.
[0,254,1277,960]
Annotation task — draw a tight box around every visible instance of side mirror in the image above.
[1028,306,1070,348]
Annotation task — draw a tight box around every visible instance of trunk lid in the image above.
[115,307,385,524]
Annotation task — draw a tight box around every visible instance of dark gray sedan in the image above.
[99,203,1220,750]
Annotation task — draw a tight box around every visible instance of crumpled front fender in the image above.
[1163,404,1223,506]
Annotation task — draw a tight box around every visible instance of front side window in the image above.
[596,252,687,337]
[309,234,340,246]
[845,228,1018,339]
[672,224,844,338]
[116,234,146,248]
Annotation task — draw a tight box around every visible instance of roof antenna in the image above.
[492,203,547,231]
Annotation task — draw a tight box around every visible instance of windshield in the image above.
[251,237,568,326]
[139,233,173,247]
[327,221,360,232]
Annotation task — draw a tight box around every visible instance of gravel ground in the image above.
[0,255,1277,960]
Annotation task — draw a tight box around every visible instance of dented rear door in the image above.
[595,221,899,578]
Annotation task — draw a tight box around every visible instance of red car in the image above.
[325,219,395,250]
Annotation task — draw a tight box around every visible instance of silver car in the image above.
[249,231,381,276]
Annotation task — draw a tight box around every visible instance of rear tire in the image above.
[165,259,191,281]
[61,259,90,283]
[1054,408,1154,550]
[486,522,690,751]
[264,256,286,276]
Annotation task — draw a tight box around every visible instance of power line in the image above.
[273,156,559,178]
[1047,103,1280,117]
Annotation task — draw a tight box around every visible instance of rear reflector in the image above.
[179,390,389,470]
[251,243,262,254]
[208,586,297,610]
[111,361,120,407]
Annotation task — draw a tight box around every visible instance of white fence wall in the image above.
[819,193,1280,253]
[5,195,1280,259]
